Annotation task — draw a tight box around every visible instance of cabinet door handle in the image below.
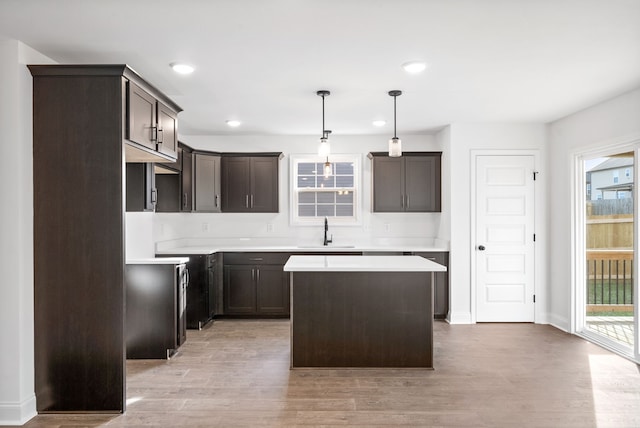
[249,258,263,261]
[401,194,404,207]
[183,193,187,208]
[151,188,157,204]
[215,194,219,207]
[150,126,158,142]
[157,128,164,144]
[251,268,255,281]
[406,195,409,208]
[250,194,254,208]
[256,268,260,282]
[245,195,249,208]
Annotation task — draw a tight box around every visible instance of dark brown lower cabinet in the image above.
[415,252,450,319]
[223,252,290,316]
[125,263,187,359]
[158,254,216,329]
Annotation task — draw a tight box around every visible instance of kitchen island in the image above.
[283,255,446,369]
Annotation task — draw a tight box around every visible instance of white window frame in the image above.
[289,154,362,226]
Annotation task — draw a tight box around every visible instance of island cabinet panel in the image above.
[222,252,289,316]
[193,152,222,212]
[29,64,181,413]
[370,152,442,212]
[415,252,450,319]
[291,271,433,368]
[221,154,280,213]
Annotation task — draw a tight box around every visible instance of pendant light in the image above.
[317,90,331,156]
[323,156,332,178]
[388,90,402,157]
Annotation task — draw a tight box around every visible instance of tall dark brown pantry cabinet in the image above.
[29,65,181,413]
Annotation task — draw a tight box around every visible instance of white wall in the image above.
[547,88,640,330]
[446,123,547,324]
[0,41,53,426]
[154,134,447,248]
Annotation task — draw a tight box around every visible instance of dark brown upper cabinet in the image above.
[193,151,222,213]
[154,165,181,213]
[126,79,180,162]
[156,101,178,158]
[221,154,281,213]
[369,152,442,212]
[126,163,156,212]
[180,143,194,212]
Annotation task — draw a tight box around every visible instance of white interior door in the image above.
[475,155,535,322]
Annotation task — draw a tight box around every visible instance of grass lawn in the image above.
[587,278,633,304]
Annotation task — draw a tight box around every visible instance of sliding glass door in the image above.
[577,146,638,361]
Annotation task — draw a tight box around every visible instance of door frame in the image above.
[470,149,543,324]
[571,137,640,363]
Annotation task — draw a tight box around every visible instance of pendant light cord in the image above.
[322,94,325,138]
[393,94,397,139]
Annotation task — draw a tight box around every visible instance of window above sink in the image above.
[290,154,362,226]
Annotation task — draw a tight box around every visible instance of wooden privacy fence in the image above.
[586,250,633,312]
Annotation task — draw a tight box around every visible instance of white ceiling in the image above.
[1,0,639,137]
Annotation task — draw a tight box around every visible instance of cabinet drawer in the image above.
[223,252,290,265]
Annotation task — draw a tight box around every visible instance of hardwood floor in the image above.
[20,320,640,427]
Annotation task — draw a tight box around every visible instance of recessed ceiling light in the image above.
[402,61,427,74]
[226,120,241,127]
[372,120,386,127]
[170,62,194,74]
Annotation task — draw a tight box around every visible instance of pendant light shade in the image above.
[388,90,402,157]
[323,157,332,178]
[317,90,331,156]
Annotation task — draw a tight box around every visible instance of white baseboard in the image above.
[0,395,37,426]
[447,311,473,324]
[547,313,570,332]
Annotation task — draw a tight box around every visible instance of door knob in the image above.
[478,245,486,251]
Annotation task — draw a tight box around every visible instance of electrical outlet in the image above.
[267,223,273,233]
[202,223,209,232]
[384,223,390,233]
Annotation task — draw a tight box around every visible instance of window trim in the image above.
[289,154,362,226]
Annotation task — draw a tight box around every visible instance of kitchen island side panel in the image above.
[32,73,125,412]
[291,271,433,368]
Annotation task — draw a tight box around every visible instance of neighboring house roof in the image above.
[588,157,634,172]
[596,183,633,192]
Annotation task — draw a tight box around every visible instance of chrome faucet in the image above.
[323,217,333,246]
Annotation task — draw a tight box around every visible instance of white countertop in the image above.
[126,257,190,265]
[283,255,447,272]
[155,244,448,255]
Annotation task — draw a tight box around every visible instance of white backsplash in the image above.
[125,212,156,259]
